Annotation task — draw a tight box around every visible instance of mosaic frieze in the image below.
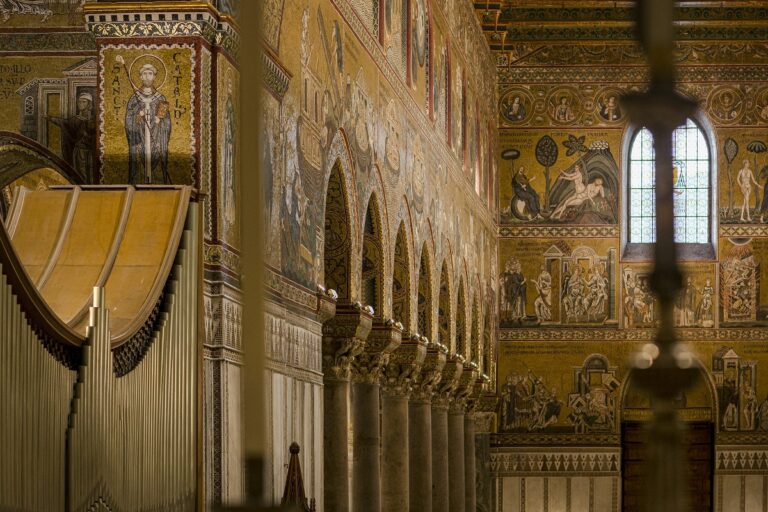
[498,83,768,128]
[717,130,768,225]
[0,57,98,171]
[497,341,768,437]
[620,263,717,329]
[498,238,618,328]
[719,237,768,327]
[216,53,240,249]
[0,0,84,27]
[498,130,621,226]
[99,44,196,185]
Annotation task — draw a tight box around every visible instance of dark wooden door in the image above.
[621,422,713,512]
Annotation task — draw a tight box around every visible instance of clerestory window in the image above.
[628,118,712,245]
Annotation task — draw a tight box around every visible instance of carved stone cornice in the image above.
[381,333,427,397]
[411,338,449,403]
[432,354,466,410]
[351,319,402,385]
[322,303,373,382]
[451,364,480,414]
[316,287,338,324]
[262,45,291,100]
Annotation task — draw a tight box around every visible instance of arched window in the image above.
[628,118,711,244]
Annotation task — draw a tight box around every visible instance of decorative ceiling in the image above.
[472,1,768,64]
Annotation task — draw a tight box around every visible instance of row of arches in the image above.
[321,139,493,375]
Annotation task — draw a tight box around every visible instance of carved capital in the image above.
[432,353,465,409]
[450,364,479,413]
[351,319,402,384]
[411,337,448,403]
[322,303,373,381]
[381,333,427,397]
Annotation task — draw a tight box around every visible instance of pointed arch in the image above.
[392,221,412,329]
[455,277,467,359]
[481,307,492,378]
[417,241,433,341]
[322,130,361,301]
[361,193,384,316]
[0,132,83,186]
[437,259,452,351]
[619,359,718,430]
[470,295,480,365]
[323,161,353,301]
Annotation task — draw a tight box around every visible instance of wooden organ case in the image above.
[0,185,201,511]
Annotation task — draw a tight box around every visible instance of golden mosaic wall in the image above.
[496,41,768,442]
[263,0,498,340]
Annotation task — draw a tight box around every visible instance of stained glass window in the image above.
[629,118,710,243]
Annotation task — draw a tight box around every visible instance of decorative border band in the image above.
[499,327,768,342]
[490,448,621,476]
[499,225,619,238]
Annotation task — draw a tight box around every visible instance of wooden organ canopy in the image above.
[1,184,201,511]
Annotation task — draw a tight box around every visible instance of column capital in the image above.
[322,303,373,381]
[411,337,448,403]
[432,353,465,410]
[465,373,492,416]
[381,332,427,397]
[351,318,402,384]
[450,364,479,414]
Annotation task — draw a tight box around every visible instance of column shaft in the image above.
[448,409,465,512]
[464,415,476,512]
[431,405,449,512]
[409,399,432,511]
[381,393,409,512]
[352,381,381,512]
[324,378,351,512]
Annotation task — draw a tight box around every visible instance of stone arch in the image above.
[322,130,361,301]
[323,161,354,302]
[0,132,82,186]
[470,294,480,366]
[619,358,719,431]
[437,259,452,351]
[417,241,434,342]
[481,307,492,379]
[619,109,718,252]
[362,163,393,314]
[361,192,385,316]
[455,277,467,359]
[392,220,412,330]
[0,132,82,216]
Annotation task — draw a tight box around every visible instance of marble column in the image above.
[448,405,465,512]
[380,334,426,512]
[464,413,476,512]
[322,304,373,512]
[409,339,447,512]
[432,354,464,512]
[449,364,479,512]
[351,321,402,512]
